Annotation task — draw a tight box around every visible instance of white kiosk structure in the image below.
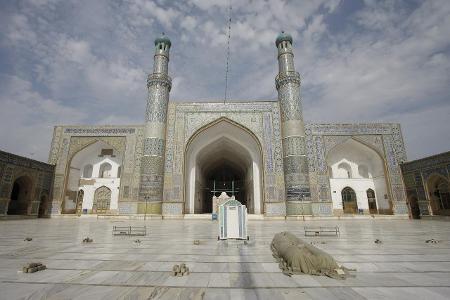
[218,198,248,240]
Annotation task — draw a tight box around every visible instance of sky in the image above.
[0,0,449,162]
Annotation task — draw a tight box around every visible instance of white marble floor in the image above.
[0,218,449,299]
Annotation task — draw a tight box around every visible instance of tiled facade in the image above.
[401,151,450,218]
[43,34,410,217]
[0,150,54,216]
[46,115,409,217]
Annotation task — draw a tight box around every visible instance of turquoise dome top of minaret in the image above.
[275,31,293,47]
[154,33,171,48]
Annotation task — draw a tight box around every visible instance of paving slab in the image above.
[0,218,449,299]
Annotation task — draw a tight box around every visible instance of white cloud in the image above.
[0,76,85,161]
[180,15,198,31]
[0,0,449,162]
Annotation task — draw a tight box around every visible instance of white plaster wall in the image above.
[68,141,123,212]
[252,161,261,214]
[80,157,122,179]
[374,176,389,209]
[327,139,389,213]
[80,178,120,211]
[78,158,121,211]
[330,178,376,210]
[331,159,373,179]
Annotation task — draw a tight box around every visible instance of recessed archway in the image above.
[342,186,358,214]
[185,118,263,214]
[326,138,391,214]
[367,188,378,214]
[7,176,33,215]
[426,174,450,216]
[63,140,122,214]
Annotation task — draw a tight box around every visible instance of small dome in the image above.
[275,31,293,47]
[154,34,171,48]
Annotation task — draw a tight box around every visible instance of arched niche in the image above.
[426,174,450,216]
[337,161,352,178]
[8,176,33,215]
[326,138,390,214]
[63,140,123,214]
[341,186,358,214]
[99,162,112,178]
[184,118,263,214]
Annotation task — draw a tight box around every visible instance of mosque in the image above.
[41,33,410,218]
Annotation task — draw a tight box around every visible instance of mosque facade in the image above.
[45,33,410,218]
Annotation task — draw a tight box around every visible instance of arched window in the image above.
[337,162,352,178]
[117,166,122,178]
[358,165,369,178]
[99,162,112,178]
[367,188,377,213]
[341,187,358,214]
[82,164,93,178]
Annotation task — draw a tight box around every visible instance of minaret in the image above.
[275,32,311,214]
[139,34,172,213]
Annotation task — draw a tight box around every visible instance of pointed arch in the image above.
[99,162,112,178]
[62,140,123,214]
[426,174,450,215]
[367,188,378,214]
[337,162,352,178]
[184,117,264,214]
[326,138,391,215]
[7,176,33,215]
[185,117,263,151]
[93,186,111,214]
[342,186,358,214]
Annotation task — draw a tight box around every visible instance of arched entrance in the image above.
[367,188,378,214]
[342,187,358,214]
[7,176,33,215]
[408,196,421,219]
[427,175,450,216]
[93,186,111,214]
[185,118,263,214]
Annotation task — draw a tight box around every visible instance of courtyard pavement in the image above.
[0,218,449,299]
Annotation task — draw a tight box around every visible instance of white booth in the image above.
[218,198,248,240]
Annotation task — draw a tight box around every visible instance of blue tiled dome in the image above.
[154,34,171,48]
[275,31,293,47]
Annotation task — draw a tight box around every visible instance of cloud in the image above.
[0,75,85,160]
[0,0,449,162]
